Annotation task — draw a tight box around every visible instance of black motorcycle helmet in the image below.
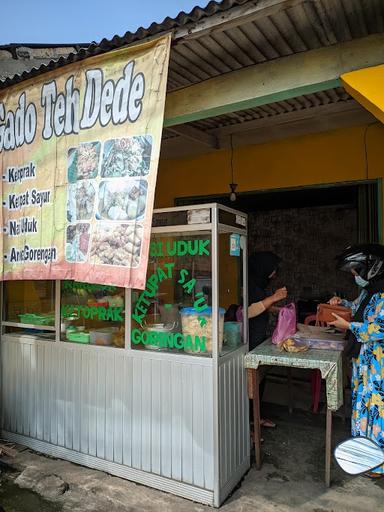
[336,243,384,281]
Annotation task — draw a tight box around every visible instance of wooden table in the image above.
[244,339,344,487]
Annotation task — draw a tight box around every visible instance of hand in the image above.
[328,313,350,330]
[273,287,287,302]
[329,296,342,306]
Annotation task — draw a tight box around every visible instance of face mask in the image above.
[355,275,369,288]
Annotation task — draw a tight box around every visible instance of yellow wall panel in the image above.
[156,124,384,207]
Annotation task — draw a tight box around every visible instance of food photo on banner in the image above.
[0,34,171,289]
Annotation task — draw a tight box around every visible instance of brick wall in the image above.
[248,205,358,316]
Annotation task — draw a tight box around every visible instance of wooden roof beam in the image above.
[215,101,375,147]
[211,100,361,138]
[161,102,376,160]
[168,124,220,149]
[164,34,384,127]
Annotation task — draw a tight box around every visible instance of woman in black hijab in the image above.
[248,251,287,350]
[248,251,287,429]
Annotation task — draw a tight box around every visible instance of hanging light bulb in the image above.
[228,134,238,202]
[229,182,237,202]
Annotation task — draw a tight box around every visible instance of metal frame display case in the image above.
[1,204,249,507]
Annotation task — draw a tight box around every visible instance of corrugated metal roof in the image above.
[0,0,249,89]
[187,87,352,131]
[167,0,384,90]
[161,86,375,159]
[161,86,355,142]
[1,0,384,91]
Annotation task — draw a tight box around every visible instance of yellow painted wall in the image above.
[155,123,384,207]
[156,122,384,309]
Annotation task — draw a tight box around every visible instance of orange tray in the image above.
[317,303,352,323]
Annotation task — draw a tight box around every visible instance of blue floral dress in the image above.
[347,292,384,475]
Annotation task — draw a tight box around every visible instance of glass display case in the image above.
[131,204,248,358]
[2,280,56,339]
[1,204,250,507]
[60,281,125,347]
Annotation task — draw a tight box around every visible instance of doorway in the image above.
[176,180,381,410]
[176,180,381,323]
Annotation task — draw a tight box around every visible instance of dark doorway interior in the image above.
[176,182,380,323]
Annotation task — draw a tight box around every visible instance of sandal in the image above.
[365,472,383,479]
[260,418,276,428]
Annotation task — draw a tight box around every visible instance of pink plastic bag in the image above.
[272,303,297,345]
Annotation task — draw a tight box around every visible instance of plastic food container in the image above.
[66,325,77,336]
[96,302,109,308]
[180,307,225,355]
[112,328,125,348]
[159,304,180,330]
[224,321,242,348]
[143,323,174,350]
[309,338,344,351]
[67,332,90,344]
[90,327,118,346]
[293,334,345,351]
[87,300,109,308]
[19,313,55,325]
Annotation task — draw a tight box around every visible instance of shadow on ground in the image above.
[1,404,383,512]
[222,404,384,512]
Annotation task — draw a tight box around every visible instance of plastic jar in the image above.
[180,307,225,355]
[90,327,118,346]
[143,323,174,350]
[224,321,242,348]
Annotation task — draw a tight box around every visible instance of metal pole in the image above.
[55,280,61,342]
[0,281,3,435]
[125,288,132,350]
[325,408,332,487]
[242,232,248,348]
[212,205,220,506]
[253,369,262,469]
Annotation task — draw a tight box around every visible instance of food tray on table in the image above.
[293,323,345,351]
[19,313,55,325]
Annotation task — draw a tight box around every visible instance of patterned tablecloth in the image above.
[244,339,343,411]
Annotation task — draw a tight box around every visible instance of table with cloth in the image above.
[244,338,344,486]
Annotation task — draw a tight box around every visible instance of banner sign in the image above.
[0,35,171,289]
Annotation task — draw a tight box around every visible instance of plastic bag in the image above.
[272,303,297,345]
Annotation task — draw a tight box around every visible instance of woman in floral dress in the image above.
[330,244,384,477]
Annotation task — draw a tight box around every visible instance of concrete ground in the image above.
[1,404,383,512]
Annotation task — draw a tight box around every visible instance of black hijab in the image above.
[248,251,281,294]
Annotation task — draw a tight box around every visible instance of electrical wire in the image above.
[228,133,237,201]
[363,122,379,180]
[230,133,234,184]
